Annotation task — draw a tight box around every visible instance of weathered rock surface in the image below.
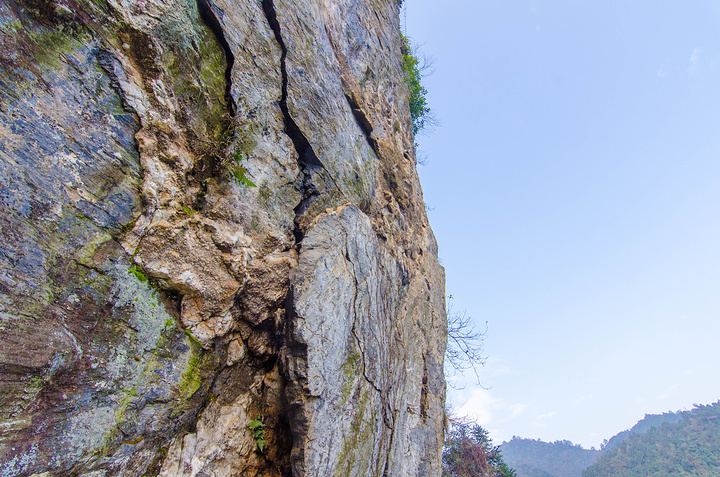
[0,0,446,475]
[286,205,445,476]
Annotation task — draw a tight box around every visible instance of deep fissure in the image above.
[261,0,324,244]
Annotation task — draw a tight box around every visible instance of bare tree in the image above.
[445,300,488,386]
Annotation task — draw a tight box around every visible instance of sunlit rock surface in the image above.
[0,0,446,475]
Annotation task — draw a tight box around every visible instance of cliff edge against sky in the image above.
[0,0,447,475]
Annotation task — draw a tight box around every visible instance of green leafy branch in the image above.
[400,33,434,135]
[225,151,256,187]
[249,415,266,452]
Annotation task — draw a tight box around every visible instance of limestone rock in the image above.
[0,0,447,474]
[286,205,445,476]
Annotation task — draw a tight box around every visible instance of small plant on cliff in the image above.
[249,415,266,452]
[192,113,258,189]
[225,151,256,187]
[128,264,148,283]
[400,33,433,135]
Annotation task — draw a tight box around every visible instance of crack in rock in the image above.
[260,0,325,245]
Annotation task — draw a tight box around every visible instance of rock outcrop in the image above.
[0,0,446,475]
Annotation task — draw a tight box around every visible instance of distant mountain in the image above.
[583,401,720,477]
[499,438,600,477]
[500,401,720,477]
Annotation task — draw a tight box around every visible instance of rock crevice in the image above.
[259,0,326,245]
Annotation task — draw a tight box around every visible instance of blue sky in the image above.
[405,0,720,447]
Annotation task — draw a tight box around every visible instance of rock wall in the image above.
[0,0,447,475]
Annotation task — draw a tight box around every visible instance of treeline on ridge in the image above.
[583,401,720,477]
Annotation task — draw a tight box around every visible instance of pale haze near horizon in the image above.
[405,0,720,448]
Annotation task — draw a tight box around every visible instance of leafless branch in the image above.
[445,300,488,387]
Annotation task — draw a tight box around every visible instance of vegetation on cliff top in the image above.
[400,33,432,135]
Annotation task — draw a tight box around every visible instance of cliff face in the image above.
[0,0,447,475]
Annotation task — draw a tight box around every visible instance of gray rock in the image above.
[0,0,446,474]
[287,204,446,476]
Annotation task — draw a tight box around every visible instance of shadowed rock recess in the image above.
[0,0,447,475]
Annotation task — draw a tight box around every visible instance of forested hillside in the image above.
[600,409,683,453]
[584,402,720,477]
